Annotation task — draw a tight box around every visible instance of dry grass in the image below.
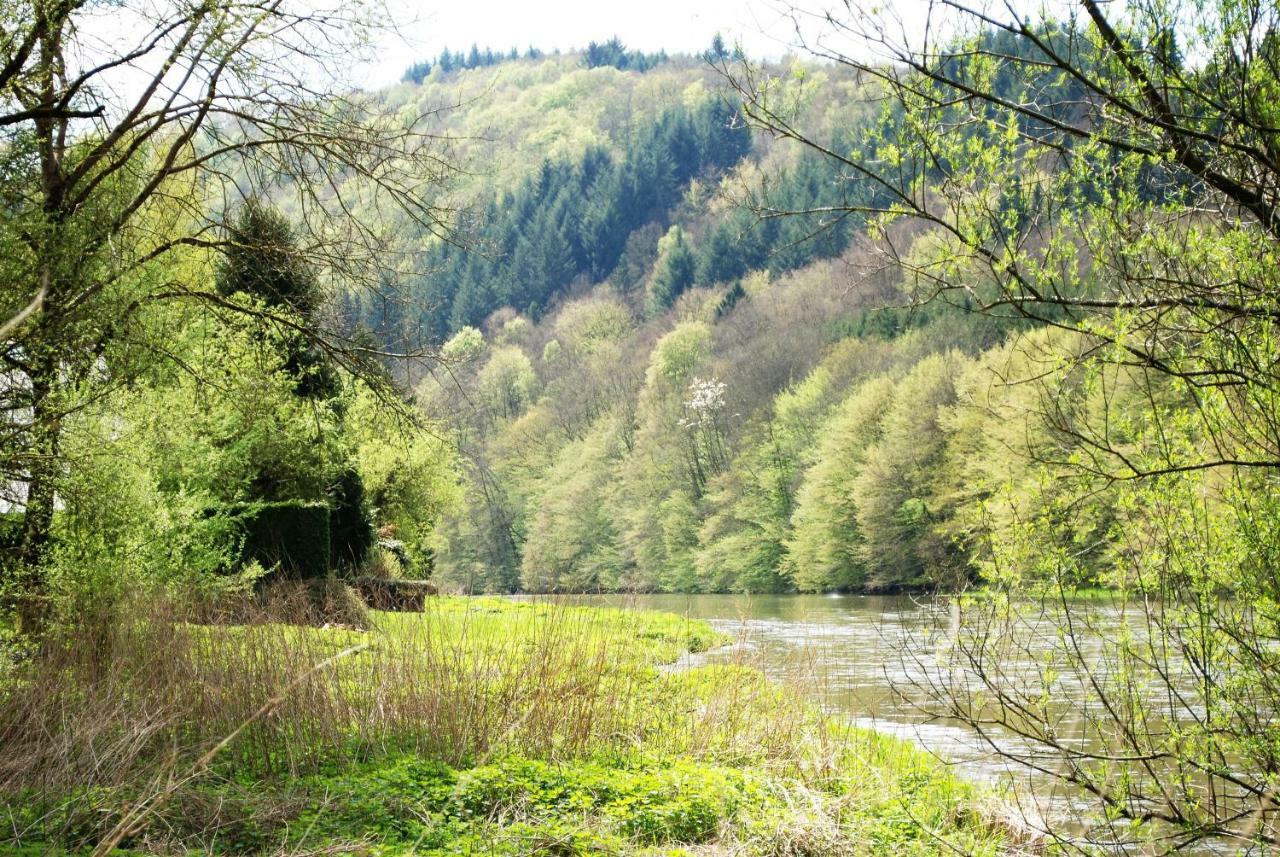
[0,591,730,839]
[0,593,1004,855]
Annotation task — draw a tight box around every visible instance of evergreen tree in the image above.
[216,199,322,317]
[216,200,338,400]
[647,226,696,313]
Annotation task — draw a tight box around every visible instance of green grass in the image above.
[0,597,1007,856]
[374,596,726,664]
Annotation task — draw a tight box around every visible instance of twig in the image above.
[89,642,369,857]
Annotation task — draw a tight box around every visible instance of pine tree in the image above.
[647,226,696,312]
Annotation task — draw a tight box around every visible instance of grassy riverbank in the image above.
[1,598,1005,855]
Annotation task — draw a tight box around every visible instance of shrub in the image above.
[226,501,331,580]
[352,577,436,611]
[0,512,22,569]
[328,468,375,570]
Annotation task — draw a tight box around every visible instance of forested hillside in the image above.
[380,45,1147,595]
[341,49,880,354]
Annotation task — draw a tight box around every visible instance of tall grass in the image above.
[0,592,1003,854]
[0,593,771,834]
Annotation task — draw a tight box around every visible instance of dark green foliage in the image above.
[402,44,535,83]
[227,501,331,580]
[217,200,339,400]
[648,227,696,311]
[695,221,749,286]
[286,754,749,851]
[685,146,892,294]
[328,468,375,570]
[0,512,23,597]
[403,99,751,340]
[583,37,668,72]
[703,33,730,64]
[217,200,321,317]
[0,512,22,561]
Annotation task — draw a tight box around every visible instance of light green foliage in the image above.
[744,6,1280,836]
[388,57,728,202]
[853,353,967,589]
[618,323,716,586]
[48,310,348,600]
[691,364,845,593]
[497,314,532,344]
[41,281,458,600]
[1,598,999,855]
[786,376,898,592]
[478,345,539,421]
[346,387,460,561]
[655,492,700,592]
[138,322,347,504]
[521,420,624,592]
[442,325,486,363]
[645,321,712,391]
[554,295,634,356]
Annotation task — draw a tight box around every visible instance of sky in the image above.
[359,0,818,88]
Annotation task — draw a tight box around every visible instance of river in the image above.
[521,592,1240,855]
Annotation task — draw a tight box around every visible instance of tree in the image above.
[646,226,697,313]
[0,0,455,613]
[785,375,897,592]
[724,0,1280,477]
[851,353,963,590]
[703,33,729,64]
[216,201,322,318]
[520,419,622,592]
[216,200,339,400]
[618,322,714,587]
[724,0,1280,844]
[477,346,538,423]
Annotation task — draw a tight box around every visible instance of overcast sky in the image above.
[358,0,824,88]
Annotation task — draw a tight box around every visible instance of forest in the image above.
[2,0,1279,853]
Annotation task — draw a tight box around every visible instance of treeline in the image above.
[402,45,548,84]
[582,38,668,72]
[400,37,668,85]
[418,240,962,593]
[423,268,1204,595]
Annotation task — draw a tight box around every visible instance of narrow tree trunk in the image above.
[16,334,60,633]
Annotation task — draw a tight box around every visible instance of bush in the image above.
[328,468,375,570]
[225,501,331,580]
[258,578,370,628]
[0,512,22,567]
[352,576,435,611]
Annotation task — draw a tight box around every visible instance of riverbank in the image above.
[1,597,1005,856]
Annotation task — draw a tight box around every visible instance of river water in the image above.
[523,592,1242,855]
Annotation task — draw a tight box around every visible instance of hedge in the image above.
[328,468,374,570]
[224,501,331,581]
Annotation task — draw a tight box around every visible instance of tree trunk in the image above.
[16,339,60,633]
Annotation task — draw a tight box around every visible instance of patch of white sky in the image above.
[352,0,1081,90]
[77,0,1080,108]
[354,0,892,88]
